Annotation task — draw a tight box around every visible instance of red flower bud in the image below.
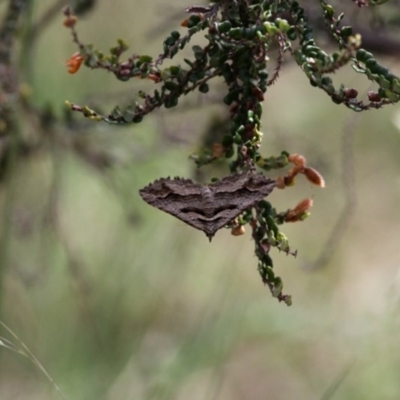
[303,167,325,187]
[66,52,84,74]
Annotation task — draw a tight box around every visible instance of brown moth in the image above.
[139,172,276,241]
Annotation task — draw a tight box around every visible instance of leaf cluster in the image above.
[64,0,399,304]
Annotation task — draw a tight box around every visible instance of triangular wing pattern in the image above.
[139,173,276,240]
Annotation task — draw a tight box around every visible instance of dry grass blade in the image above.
[319,362,354,400]
[0,320,67,400]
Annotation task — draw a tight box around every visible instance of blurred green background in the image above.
[2,1,400,399]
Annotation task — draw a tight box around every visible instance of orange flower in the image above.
[288,153,306,167]
[285,198,313,222]
[180,18,190,27]
[212,143,224,158]
[275,176,286,189]
[303,167,325,187]
[231,225,246,236]
[293,198,313,214]
[66,52,84,74]
[147,73,161,83]
[181,14,204,27]
[63,15,77,28]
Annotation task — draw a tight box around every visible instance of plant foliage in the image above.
[63,0,399,305]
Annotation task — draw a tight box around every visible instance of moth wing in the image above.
[139,173,276,241]
[211,173,275,198]
[139,177,201,201]
[140,177,213,236]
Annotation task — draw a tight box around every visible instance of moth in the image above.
[139,172,276,241]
